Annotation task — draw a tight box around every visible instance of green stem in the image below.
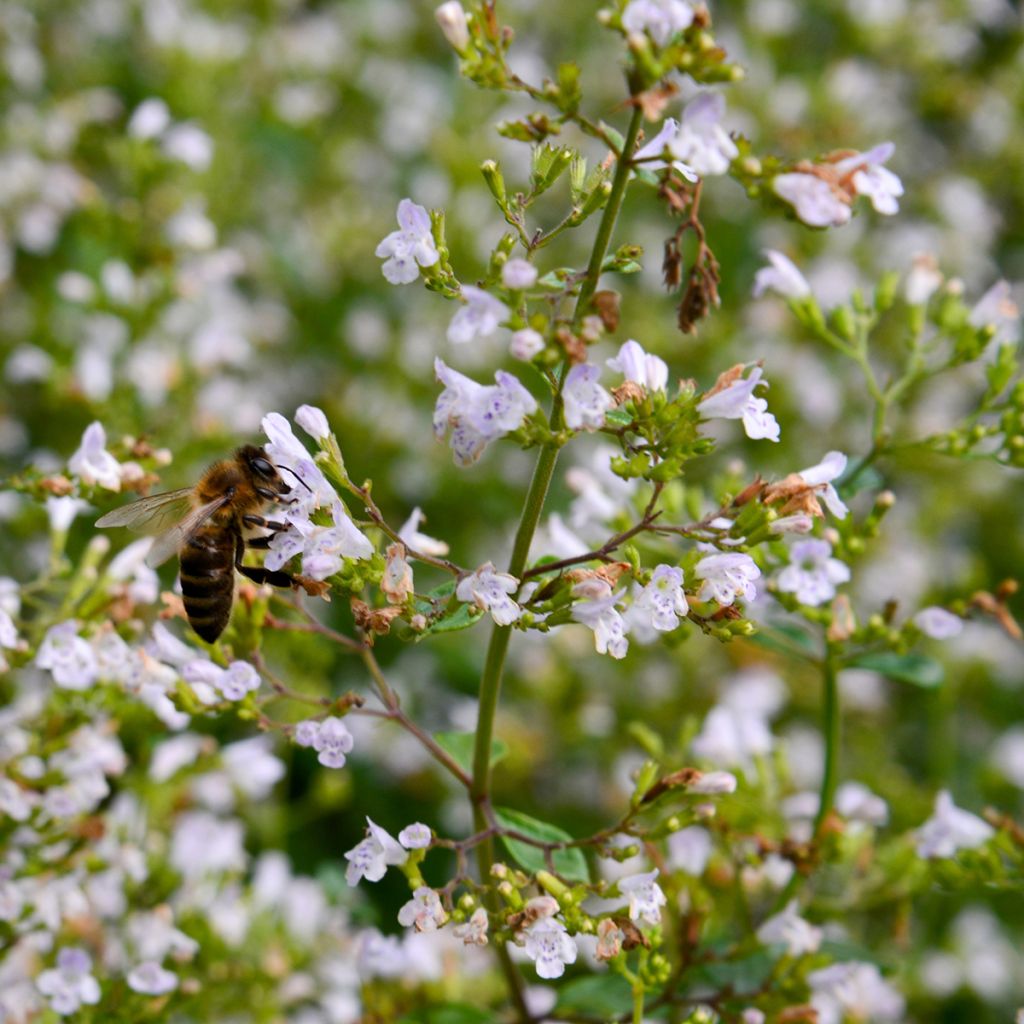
[468,99,645,1022]
[813,652,841,836]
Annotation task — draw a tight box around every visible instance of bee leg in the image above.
[242,514,288,532]
[234,533,294,588]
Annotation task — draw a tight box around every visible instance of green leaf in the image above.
[419,602,484,638]
[747,623,818,658]
[846,651,945,688]
[554,975,634,1015]
[397,1005,495,1024]
[435,731,508,774]
[604,407,635,428]
[493,807,589,882]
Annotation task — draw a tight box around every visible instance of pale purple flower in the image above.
[68,421,122,491]
[127,961,178,995]
[774,173,852,227]
[36,948,101,1015]
[808,962,905,1024]
[607,339,668,393]
[447,285,509,345]
[502,258,538,290]
[834,142,903,215]
[295,404,329,440]
[224,736,285,800]
[107,538,160,604]
[776,538,850,606]
[697,366,780,441]
[510,327,545,361]
[694,552,760,606]
[667,826,712,875]
[46,496,90,533]
[456,563,522,626]
[835,781,889,826]
[435,1,470,52]
[162,122,213,170]
[904,254,943,305]
[273,501,373,580]
[375,199,440,285]
[630,564,688,633]
[398,507,450,557]
[914,606,963,639]
[692,704,771,769]
[260,411,336,512]
[757,900,822,956]
[633,118,697,179]
[0,608,19,650]
[36,622,99,690]
[563,363,613,431]
[434,358,538,465]
[149,734,204,782]
[293,720,320,748]
[622,0,694,45]
[312,716,354,768]
[453,907,489,946]
[753,250,811,300]
[571,579,629,658]
[668,93,739,177]
[688,770,738,794]
[916,791,994,859]
[345,817,408,885]
[797,451,849,518]
[128,98,171,139]
[618,869,667,926]
[968,280,1020,345]
[398,823,432,849]
[522,916,578,980]
[397,887,448,931]
[0,777,37,821]
[220,661,261,701]
[171,811,246,877]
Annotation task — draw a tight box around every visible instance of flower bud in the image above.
[435,2,470,53]
[510,328,545,361]
[295,404,329,440]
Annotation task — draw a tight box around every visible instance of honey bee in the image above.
[96,445,302,643]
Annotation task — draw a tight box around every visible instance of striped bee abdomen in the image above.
[179,523,237,643]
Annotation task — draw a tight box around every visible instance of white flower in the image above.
[260,411,336,512]
[776,538,850,606]
[991,728,1024,789]
[571,579,629,659]
[630,564,688,634]
[126,961,178,995]
[345,817,408,885]
[502,258,538,290]
[382,543,414,604]
[453,907,489,946]
[968,280,1020,345]
[107,538,160,604]
[697,365,780,441]
[398,823,432,849]
[808,962,905,1024]
[448,285,509,345]
[607,339,669,393]
[633,118,698,179]
[688,770,738,794]
[68,421,122,491]
[913,606,963,639]
[835,781,889,826]
[915,791,994,859]
[171,811,246,878]
[150,733,204,782]
[433,358,538,466]
[774,172,852,228]
[668,93,739,177]
[397,887,448,931]
[375,199,439,285]
[797,450,849,518]
[398,507,450,557]
[128,98,171,139]
[46,496,90,533]
[834,142,903,215]
[183,660,260,702]
[293,720,320,748]
[456,563,522,626]
[904,254,943,305]
[618,869,667,926]
[435,1,470,52]
[0,608,19,650]
[36,622,99,690]
[695,552,760,606]
[753,250,811,300]
[692,704,772,770]
[162,122,213,170]
[0,777,37,821]
[36,948,101,1015]
[522,916,578,980]
[563,363,613,431]
[622,0,694,45]
[667,826,712,875]
[510,327,545,361]
[295,404,330,440]
[312,717,354,768]
[220,661,261,700]
[756,901,822,956]
[269,501,373,580]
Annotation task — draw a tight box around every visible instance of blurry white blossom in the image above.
[753,250,811,299]
[563,363,613,431]
[774,172,852,228]
[510,327,545,361]
[798,451,849,518]
[698,365,780,441]
[756,901,822,956]
[606,339,668,393]
[916,791,994,859]
[667,826,712,875]
[618,869,666,926]
[448,285,509,345]
[622,0,694,45]
[914,606,963,639]
[502,258,538,290]
[398,823,432,849]
[36,948,101,1016]
[435,2,470,52]
[968,280,1020,345]
[669,93,739,176]
[632,118,697,179]
[68,421,122,491]
[36,622,98,690]
[126,961,178,995]
[776,538,850,606]
[808,962,905,1024]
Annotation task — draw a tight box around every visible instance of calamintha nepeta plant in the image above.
[3,2,1024,1023]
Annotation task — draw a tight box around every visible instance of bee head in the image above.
[239,445,291,495]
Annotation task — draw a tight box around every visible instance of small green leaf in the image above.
[435,731,508,774]
[420,602,484,637]
[747,623,817,658]
[493,807,589,882]
[397,1005,495,1024]
[846,651,945,688]
[604,407,635,427]
[554,975,634,1015]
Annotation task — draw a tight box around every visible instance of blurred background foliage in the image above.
[1,0,1023,1019]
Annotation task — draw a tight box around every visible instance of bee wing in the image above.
[96,488,197,532]
[143,494,235,568]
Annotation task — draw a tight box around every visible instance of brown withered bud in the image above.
[641,766,702,804]
[968,589,1023,639]
[777,1005,820,1024]
[710,604,742,621]
[663,234,683,291]
[983,808,1024,846]
[612,381,646,406]
[691,2,711,27]
[39,475,74,496]
[592,290,621,332]
[295,576,331,600]
[618,917,651,951]
[554,326,587,364]
[677,258,720,335]
[997,578,1019,602]
[129,437,156,459]
[731,476,765,507]
[351,600,401,637]
[827,594,856,643]
[632,82,679,122]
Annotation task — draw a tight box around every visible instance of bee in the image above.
[96,445,302,643]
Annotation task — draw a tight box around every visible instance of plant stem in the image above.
[468,99,645,1021]
[813,651,841,836]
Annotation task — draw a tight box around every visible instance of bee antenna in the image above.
[277,464,312,493]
